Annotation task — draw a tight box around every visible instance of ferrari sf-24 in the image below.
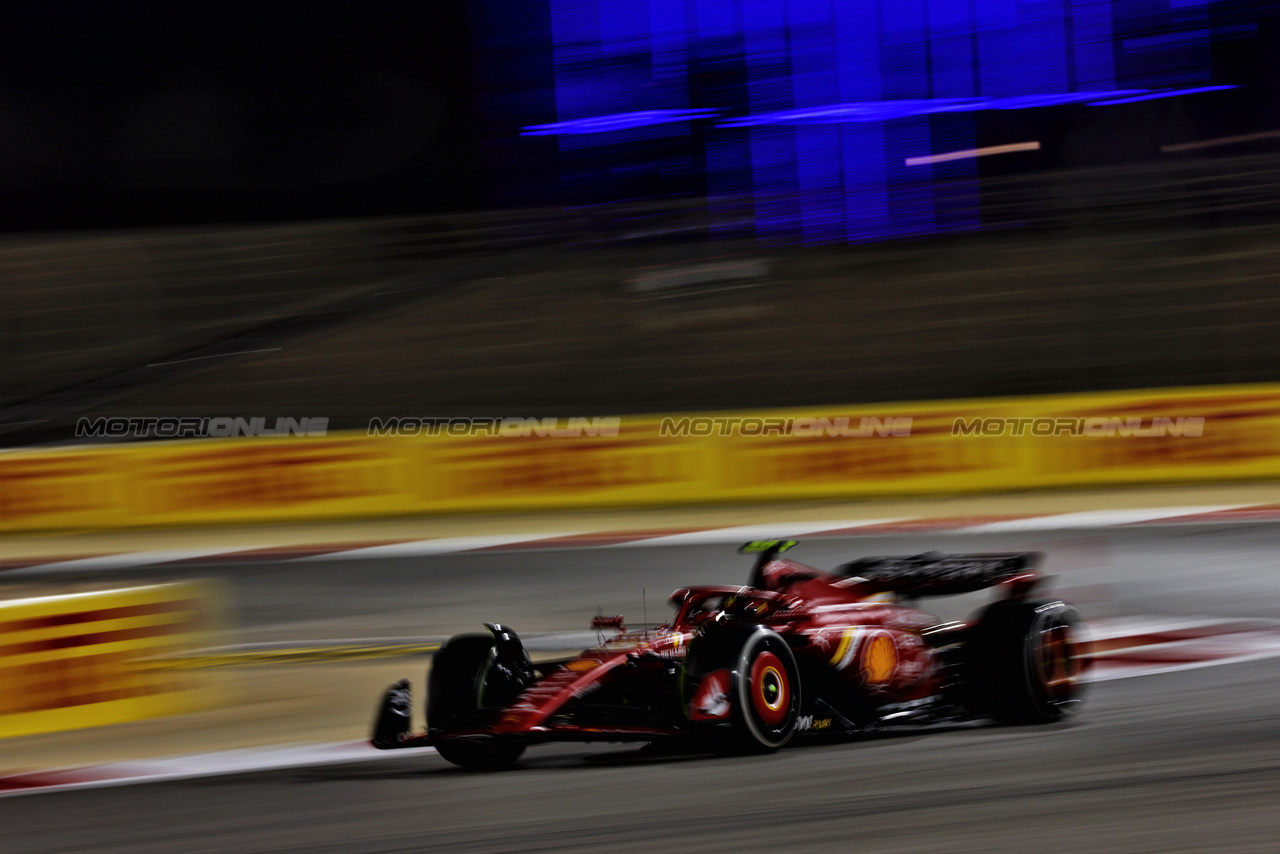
[371,540,1089,769]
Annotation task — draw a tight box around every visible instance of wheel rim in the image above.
[750,651,791,727]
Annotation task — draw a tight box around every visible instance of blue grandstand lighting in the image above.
[718,99,980,126]
[718,91,1151,127]
[486,0,1249,242]
[520,86,1233,137]
[980,92,1146,110]
[1086,85,1238,106]
[520,108,720,136]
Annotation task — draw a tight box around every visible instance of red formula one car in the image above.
[371,541,1089,769]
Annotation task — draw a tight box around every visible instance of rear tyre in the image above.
[685,626,801,753]
[427,634,527,770]
[970,600,1088,724]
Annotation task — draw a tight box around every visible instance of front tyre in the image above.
[434,739,526,771]
[686,627,801,753]
[427,634,529,770]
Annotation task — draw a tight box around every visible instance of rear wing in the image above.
[837,551,1043,598]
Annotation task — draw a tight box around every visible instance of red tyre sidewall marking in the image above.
[750,650,790,727]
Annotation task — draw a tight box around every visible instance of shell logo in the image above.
[861,634,897,684]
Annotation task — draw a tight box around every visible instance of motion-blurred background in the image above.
[4,3,1280,852]
[3,1,1280,431]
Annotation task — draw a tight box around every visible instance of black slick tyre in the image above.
[427,634,527,770]
[685,626,802,753]
[970,600,1088,724]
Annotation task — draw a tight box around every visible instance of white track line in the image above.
[0,741,435,799]
[295,533,589,561]
[603,520,908,548]
[960,505,1249,533]
[3,503,1274,576]
[15,548,259,575]
[1089,643,1280,682]
[1087,615,1257,639]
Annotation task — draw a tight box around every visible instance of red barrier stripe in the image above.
[0,600,203,636]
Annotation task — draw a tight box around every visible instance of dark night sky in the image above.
[0,4,478,230]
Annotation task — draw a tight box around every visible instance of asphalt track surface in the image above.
[4,523,1280,853]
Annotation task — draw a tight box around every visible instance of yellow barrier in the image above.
[2,383,1280,532]
[0,583,222,738]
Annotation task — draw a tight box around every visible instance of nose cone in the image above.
[489,656,612,732]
